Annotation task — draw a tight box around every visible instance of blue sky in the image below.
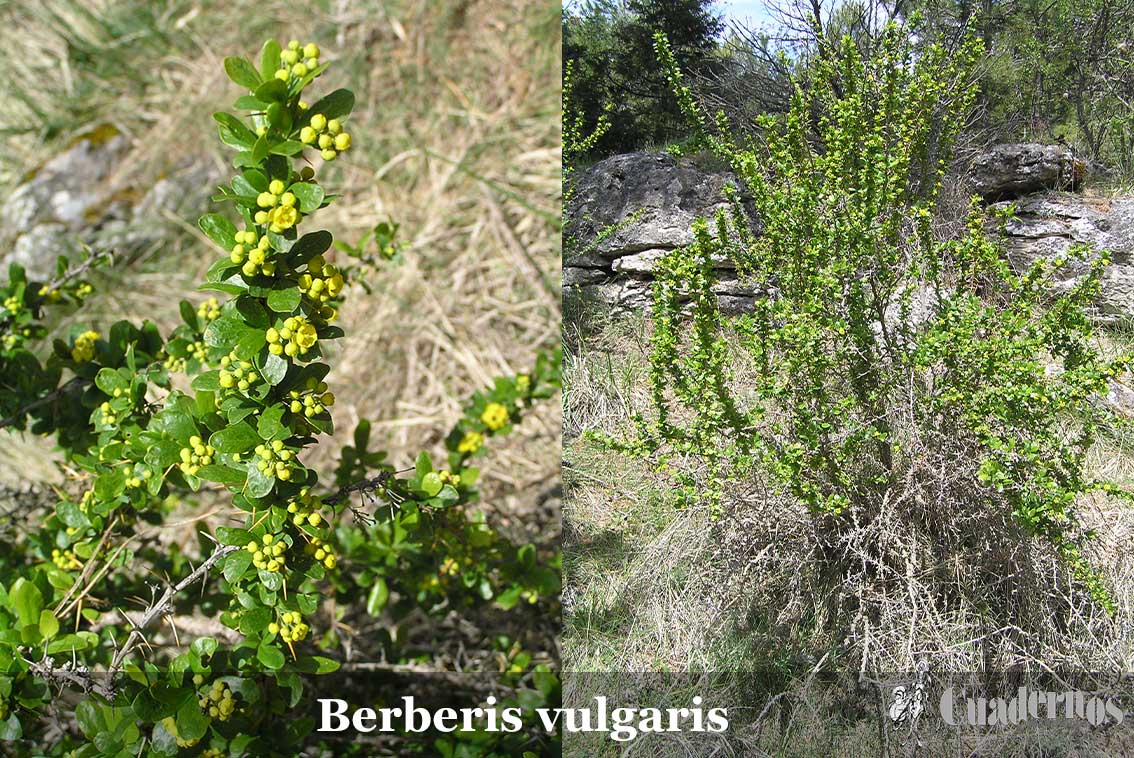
[718,0,778,27]
[562,1,781,31]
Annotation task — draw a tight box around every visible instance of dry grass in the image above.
[0,0,561,513]
[563,311,1134,666]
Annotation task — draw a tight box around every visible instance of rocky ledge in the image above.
[564,145,1129,315]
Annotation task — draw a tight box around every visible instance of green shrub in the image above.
[601,26,1132,616]
[0,38,559,755]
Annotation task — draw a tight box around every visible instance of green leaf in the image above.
[257,642,286,670]
[310,88,355,120]
[239,606,271,635]
[191,370,221,392]
[287,231,333,265]
[204,312,260,350]
[176,697,209,741]
[10,579,43,628]
[46,631,97,655]
[312,656,341,673]
[224,550,253,582]
[366,578,389,617]
[214,112,257,150]
[0,713,22,741]
[259,570,282,592]
[94,467,127,500]
[199,214,238,249]
[234,95,268,111]
[259,39,282,81]
[257,405,287,440]
[38,609,59,640]
[179,299,198,330]
[252,134,270,163]
[74,701,101,738]
[245,460,275,498]
[94,367,128,395]
[197,464,246,485]
[421,472,443,497]
[269,140,305,156]
[259,352,288,386]
[254,78,288,103]
[224,56,262,90]
[209,422,261,454]
[216,526,252,546]
[267,287,301,313]
[289,182,324,213]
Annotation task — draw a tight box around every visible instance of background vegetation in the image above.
[565,0,1134,179]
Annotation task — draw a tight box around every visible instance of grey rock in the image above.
[992,193,1134,315]
[969,143,1082,201]
[565,151,756,264]
[2,126,222,280]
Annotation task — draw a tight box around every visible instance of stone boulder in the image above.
[564,151,758,311]
[2,125,223,280]
[969,143,1083,201]
[992,192,1134,316]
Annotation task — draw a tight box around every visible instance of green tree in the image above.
[563,0,724,157]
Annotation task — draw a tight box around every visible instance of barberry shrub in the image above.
[0,39,560,755]
[604,24,1132,640]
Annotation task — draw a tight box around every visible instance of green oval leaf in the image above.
[224,56,262,90]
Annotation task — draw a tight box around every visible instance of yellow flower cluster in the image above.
[299,112,352,162]
[246,532,287,573]
[197,297,221,322]
[37,286,61,303]
[457,430,483,454]
[287,377,334,418]
[198,679,237,721]
[305,535,337,569]
[286,487,324,527]
[178,435,215,476]
[160,716,199,748]
[516,374,531,392]
[2,295,20,313]
[438,470,461,487]
[51,548,81,571]
[254,439,296,481]
[481,402,509,431]
[219,352,262,393]
[75,282,93,299]
[126,466,152,489]
[231,229,277,277]
[71,330,100,363]
[266,315,318,358]
[79,489,94,514]
[96,401,118,426]
[268,610,310,643]
[298,256,344,313]
[253,180,301,233]
[163,340,207,373]
[439,557,460,577]
[275,40,320,82]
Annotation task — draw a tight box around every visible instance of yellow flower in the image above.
[481,402,509,431]
[71,330,100,363]
[295,322,318,350]
[457,430,483,454]
[270,205,298,232]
